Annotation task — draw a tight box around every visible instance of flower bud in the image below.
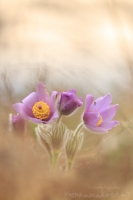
[36,121,68,156]
[57,89,83,115]
[35,123,53,161]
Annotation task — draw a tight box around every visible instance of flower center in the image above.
[96,116,103,127]
[32,101,50,120]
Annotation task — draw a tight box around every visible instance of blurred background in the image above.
[0,0,133,199]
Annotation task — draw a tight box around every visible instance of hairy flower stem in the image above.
[51,115,63,171]
[57,114,62,124]
[52,151,59,171]
[74,122,84,137]
[66,122,84,171]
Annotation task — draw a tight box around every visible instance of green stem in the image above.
[52,151,59,171]
[66,122,84,171]
[74,122,84,137]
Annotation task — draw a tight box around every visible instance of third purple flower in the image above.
[83,93,120,133]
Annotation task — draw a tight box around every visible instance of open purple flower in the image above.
[12,114,25,132]
[57,89,83,115]
[12,82,58,124]
[83,94,120,133]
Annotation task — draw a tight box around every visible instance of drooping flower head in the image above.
[57,89,83,115]
[83,94,120,133]
[12,82,58,124]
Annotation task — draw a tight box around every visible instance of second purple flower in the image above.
[83,94,120,133]
[57,89,83,115]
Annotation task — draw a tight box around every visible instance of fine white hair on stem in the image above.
[8,113,13,134]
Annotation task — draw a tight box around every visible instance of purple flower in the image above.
[57,89,83,115]
[12,114,25,132]
[12,82,58,124]
[83,94,120,133]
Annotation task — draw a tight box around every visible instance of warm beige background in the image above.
[0,0,133,101]
[0,1,133,200]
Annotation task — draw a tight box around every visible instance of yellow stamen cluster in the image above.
[96,116,103,127]
[32,101,50,120]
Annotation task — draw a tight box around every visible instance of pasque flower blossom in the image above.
[12,82,58,124]
[83,94,120,133]
[57,89,83,115]
[12,114,25,132]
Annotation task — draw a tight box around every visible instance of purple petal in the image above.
[77,97,83,106]
[36,82,50,103]
[90,93,112,112]
[28,117,43,123]
[49,91,58,113]
[43,110,59,124]
[62,92,74,100]
[58,88,83,115]
[12,114,24,123]
[84,94,94,113]
[60,100,79,115]
[12,114,25,132]
[100,104,118,121]
[100,120,120,130]
[59,92,75,110]
[67,89,76,95]
[12,103,34,118]
[84,125,108,133]
[22,92,38,109]
[83,112,101,127]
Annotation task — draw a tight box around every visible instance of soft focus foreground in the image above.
[0,0,133,200]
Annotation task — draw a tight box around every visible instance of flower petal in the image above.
[84,94,94,113]
[77,97,83,107]
[83,112,101,127]
[90,93,112,112]
[59,92,75,110]
[68,89,76,95]
[28,117,43,123]
[100,104,118,121]
[22,92,38,109]
[84,125,108,133]
[61,100,79,115]
[49,90,58,113]
[44,110,58,124]
[12,103,34,118]
[36,82,50,103]
[12,114,24,123]
[12,114,25,132]
[58,89,83,115]
[100,120,120,130]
